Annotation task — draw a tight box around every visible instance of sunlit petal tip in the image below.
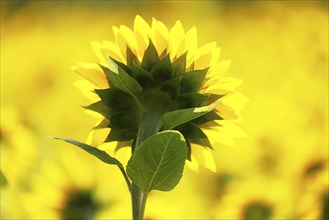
[186,156,200,172]
[74,80,100,102]
[90,41,109,65]
[134,15,151,33]
[71,63,108,89]
[193,42,218,69]
[202,149,217,172]
[112,26,120,36]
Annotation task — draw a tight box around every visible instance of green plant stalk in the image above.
[131,109,162,220]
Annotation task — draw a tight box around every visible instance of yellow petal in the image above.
[217,120,247,138]
[221,92,249,112]
[182,27,198,67]
[205,77,243,94]
[74,80,100,102]
[191,145,216,172]
[216,104,240,120]
[134,15,151,37]
[114,25,140,62]
[169,20,185,60]
[186,155,200,172]
[151,18,169,56]
[194,42,219,70]
[102,41,126,64]
[204,128,235,147]
[112,26,128,61]
[134,16,151,61]
[71,63,108,89]
[202,148,217,172]
[206,60,231,78]
[86,128,110,146]
[90,41,109,66]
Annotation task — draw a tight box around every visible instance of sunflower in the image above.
[0,106,38,219]
[211,177,296,219]
[296,157,328,220]
[73,15,247,172]
[19,146,130,220]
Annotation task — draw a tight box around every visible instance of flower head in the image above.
[73,15,247,172]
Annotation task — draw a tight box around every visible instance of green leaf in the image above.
[180,69,208,93]
[192,111,223,126]
[126,130,187,194]
[100,59,142,96]
[160,77,181,100]
[141,41,160,71]
[132,62,155,88]
[50,137,122,166]
[50,137,131,188]
[150,55,174,85]
[161,102,220,130]
[172,52,187,76]
[0,170,8,187]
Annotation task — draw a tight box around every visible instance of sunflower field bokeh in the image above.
[1,1,328,219]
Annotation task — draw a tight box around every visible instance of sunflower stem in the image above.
[130,108,163,220]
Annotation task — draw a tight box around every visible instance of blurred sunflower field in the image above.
[1,1,328,219]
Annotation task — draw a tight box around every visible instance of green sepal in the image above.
[100,60,142,96]
[160,77,181,100]
[126,130,187,194]
[180,68,208,93]
[190,138,212,149]
[192,111,223,126]
[150,55,174,85]
[178,122,213,149]
[109,110,138,130]
[50,137,131,188]
[141,40,160,71]
[178,122,207,140]
[94,118,109,129]
[132,62,155,88]
[126,47,140,68]
[204,93,224,105]
[186,62,194,72]
[161,102,219,130]
[159,48,168,59]
[84,101,111,119]
[185,140,192,161]
[176,93,209,108]
[172,52,187,76]
[106,127,138,142]
[111,58,132,76]
[95,88,136,113]
[114,141,131,152]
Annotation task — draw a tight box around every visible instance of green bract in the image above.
[87,41,223,159]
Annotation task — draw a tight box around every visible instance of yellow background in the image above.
[1,1,328,219]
